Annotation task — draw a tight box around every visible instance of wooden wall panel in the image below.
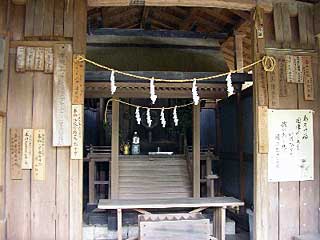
[31,72,56,240]
[43,0,55,37]
[6,55,33,240]
[9,5,25,41]
[73,0,87,54]
[0,0,8,34]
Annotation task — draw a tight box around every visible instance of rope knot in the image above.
[262,56,276,72]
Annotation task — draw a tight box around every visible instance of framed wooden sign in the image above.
[25,47,36,71]
[33,129,46,181]
[21,129,33,169]
[10,128,23,180]
[302,56,314,101]
[72,55,85,105]
[16,46,26,72]
[44,48,54,73]
[53,44,72,146]
[34,47,45,71]
[71,105,83,160]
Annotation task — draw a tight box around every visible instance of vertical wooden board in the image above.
[111,100,119,199]
[73,0,87,54]
[9,128,22,180]
[33,129,45,181]
[21,129,33,170]
[69,160,83,240]
[0,37,9,113]
[285,55,295,83]
[72,55,85,104]
[54,0,64,37]
[24,0,36,37]
[34,47,45,71]
[281,3,292,48]
[257,63,268,106]
[268,182,279,240]
[273,3,284,44]
[44,48,54,74]
[298,3,308,48]
[64,0,74,37]
[305,6,315,48]
[16,46,26,72]
[42,0,55,36]
[0,0,8,34]
[192,104,200,198]
[9,5,25,41]
[71,105,83,160]
[56,147,70,240]
[302,56,314,101]
[6,55,33,240]
[278,56,287,97]
[53,44,72,146]
[26,47,36,71]
[0,116,6,220]
[258,106,268,153]
[33,0,45,36]
[267,62,280,108]
[31,72,56,240]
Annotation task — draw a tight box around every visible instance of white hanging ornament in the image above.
[150,77,157,104]
[160,107,166,128]
[135,107,141,125]
[110,70,117,95]
[173,106,179,126]
[226,72,234,97]
[146,108,152,127]
[192,79,200,105]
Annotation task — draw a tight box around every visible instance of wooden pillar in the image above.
[234,33,245,71]
[88,160,95,203]
[111,100,119,199]
[193,104,200,198]
[213,207,226,240]
[98,97,105,145]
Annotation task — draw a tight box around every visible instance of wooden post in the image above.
[206,151,212,196]
[111,100,119,199]
[213,207,226,240]
[193,104,200,198]
[117,208,122,240]
[234,33,245,71]
[88,159,95,203]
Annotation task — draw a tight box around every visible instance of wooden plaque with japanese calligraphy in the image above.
[294,56,304,83]
[268,109,314,182]
[72,55,85,104]
[257,63,268,106]
[33,129,46,181]
[302,56,314,101]
[44,48,54,73]
[16,46,26,72]
[10,128,23,180]
[26,47,35,71]
[71,105,83,160]
[258,106,268,153]
[278,57,287,97]
[53,44,72,146]
[34,47,45,71]
[267,62,280,108]
[21,128,33,169]
[285,55,295,83]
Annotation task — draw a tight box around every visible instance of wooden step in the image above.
[118,192,192,200]
[119,181,190,188]
[119,160,187,166]
[120,165,188,171]
[120,175,190,182]
[119,186,192,194]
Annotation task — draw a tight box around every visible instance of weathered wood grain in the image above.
[43,0,55,36]
[33,0,45,36]
[24,0,36,37]
[53,44,72,146]
[257,106,268,153]
[54,0,64,37]
[193,104,200,198]
[73,0,87,54]
[111,100,119,198]
[267,61,280,108]
[64,0,74,38]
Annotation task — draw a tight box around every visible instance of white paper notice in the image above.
[268,109,314,182]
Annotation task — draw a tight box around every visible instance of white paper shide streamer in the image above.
[160,108,166,128]
[146,108,152,127]
[135,107,141,125]
[150,77,157,104]
[226,73,234,96]
[192,79,200,105]
[110,70,117,95]
[173,106,178,126]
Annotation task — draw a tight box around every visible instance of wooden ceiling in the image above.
[87,6,252,71]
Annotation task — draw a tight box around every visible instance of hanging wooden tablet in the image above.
[258,106,268,153]
[10,128,23,180]
[285,55,295,83]
[302,56,314,101]
[257,63,268,106]
[44,48,54,73]
[16,46,26,72]
[294,56,304,83]
[25,47,36,71]
[53,44,72,146]
[72,55,85,104]
[34,47,45,71]
[278,57,287,97]
[267,62,280,108]
[71,105,83,160]
[33,129,46,181]
[21,129,33,169]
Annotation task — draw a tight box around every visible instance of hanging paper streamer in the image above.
[135,107,141,125]
[150,77,157,104]
[146,108,152,127]
[192,79,200,105]
[110,70,117,95]
[160,107,166,128]
[226,73,234,96]
[173,106,179,126]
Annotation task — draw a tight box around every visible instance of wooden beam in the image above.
[193,104,200,198]
[111,100,119,199]
[88,0,256,11]
[234,33,245,71]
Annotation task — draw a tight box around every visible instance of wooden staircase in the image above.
[119,155,192,199]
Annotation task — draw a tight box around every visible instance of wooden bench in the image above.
[98,197,244,240]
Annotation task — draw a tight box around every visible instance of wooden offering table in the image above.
[98,197,244,240]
